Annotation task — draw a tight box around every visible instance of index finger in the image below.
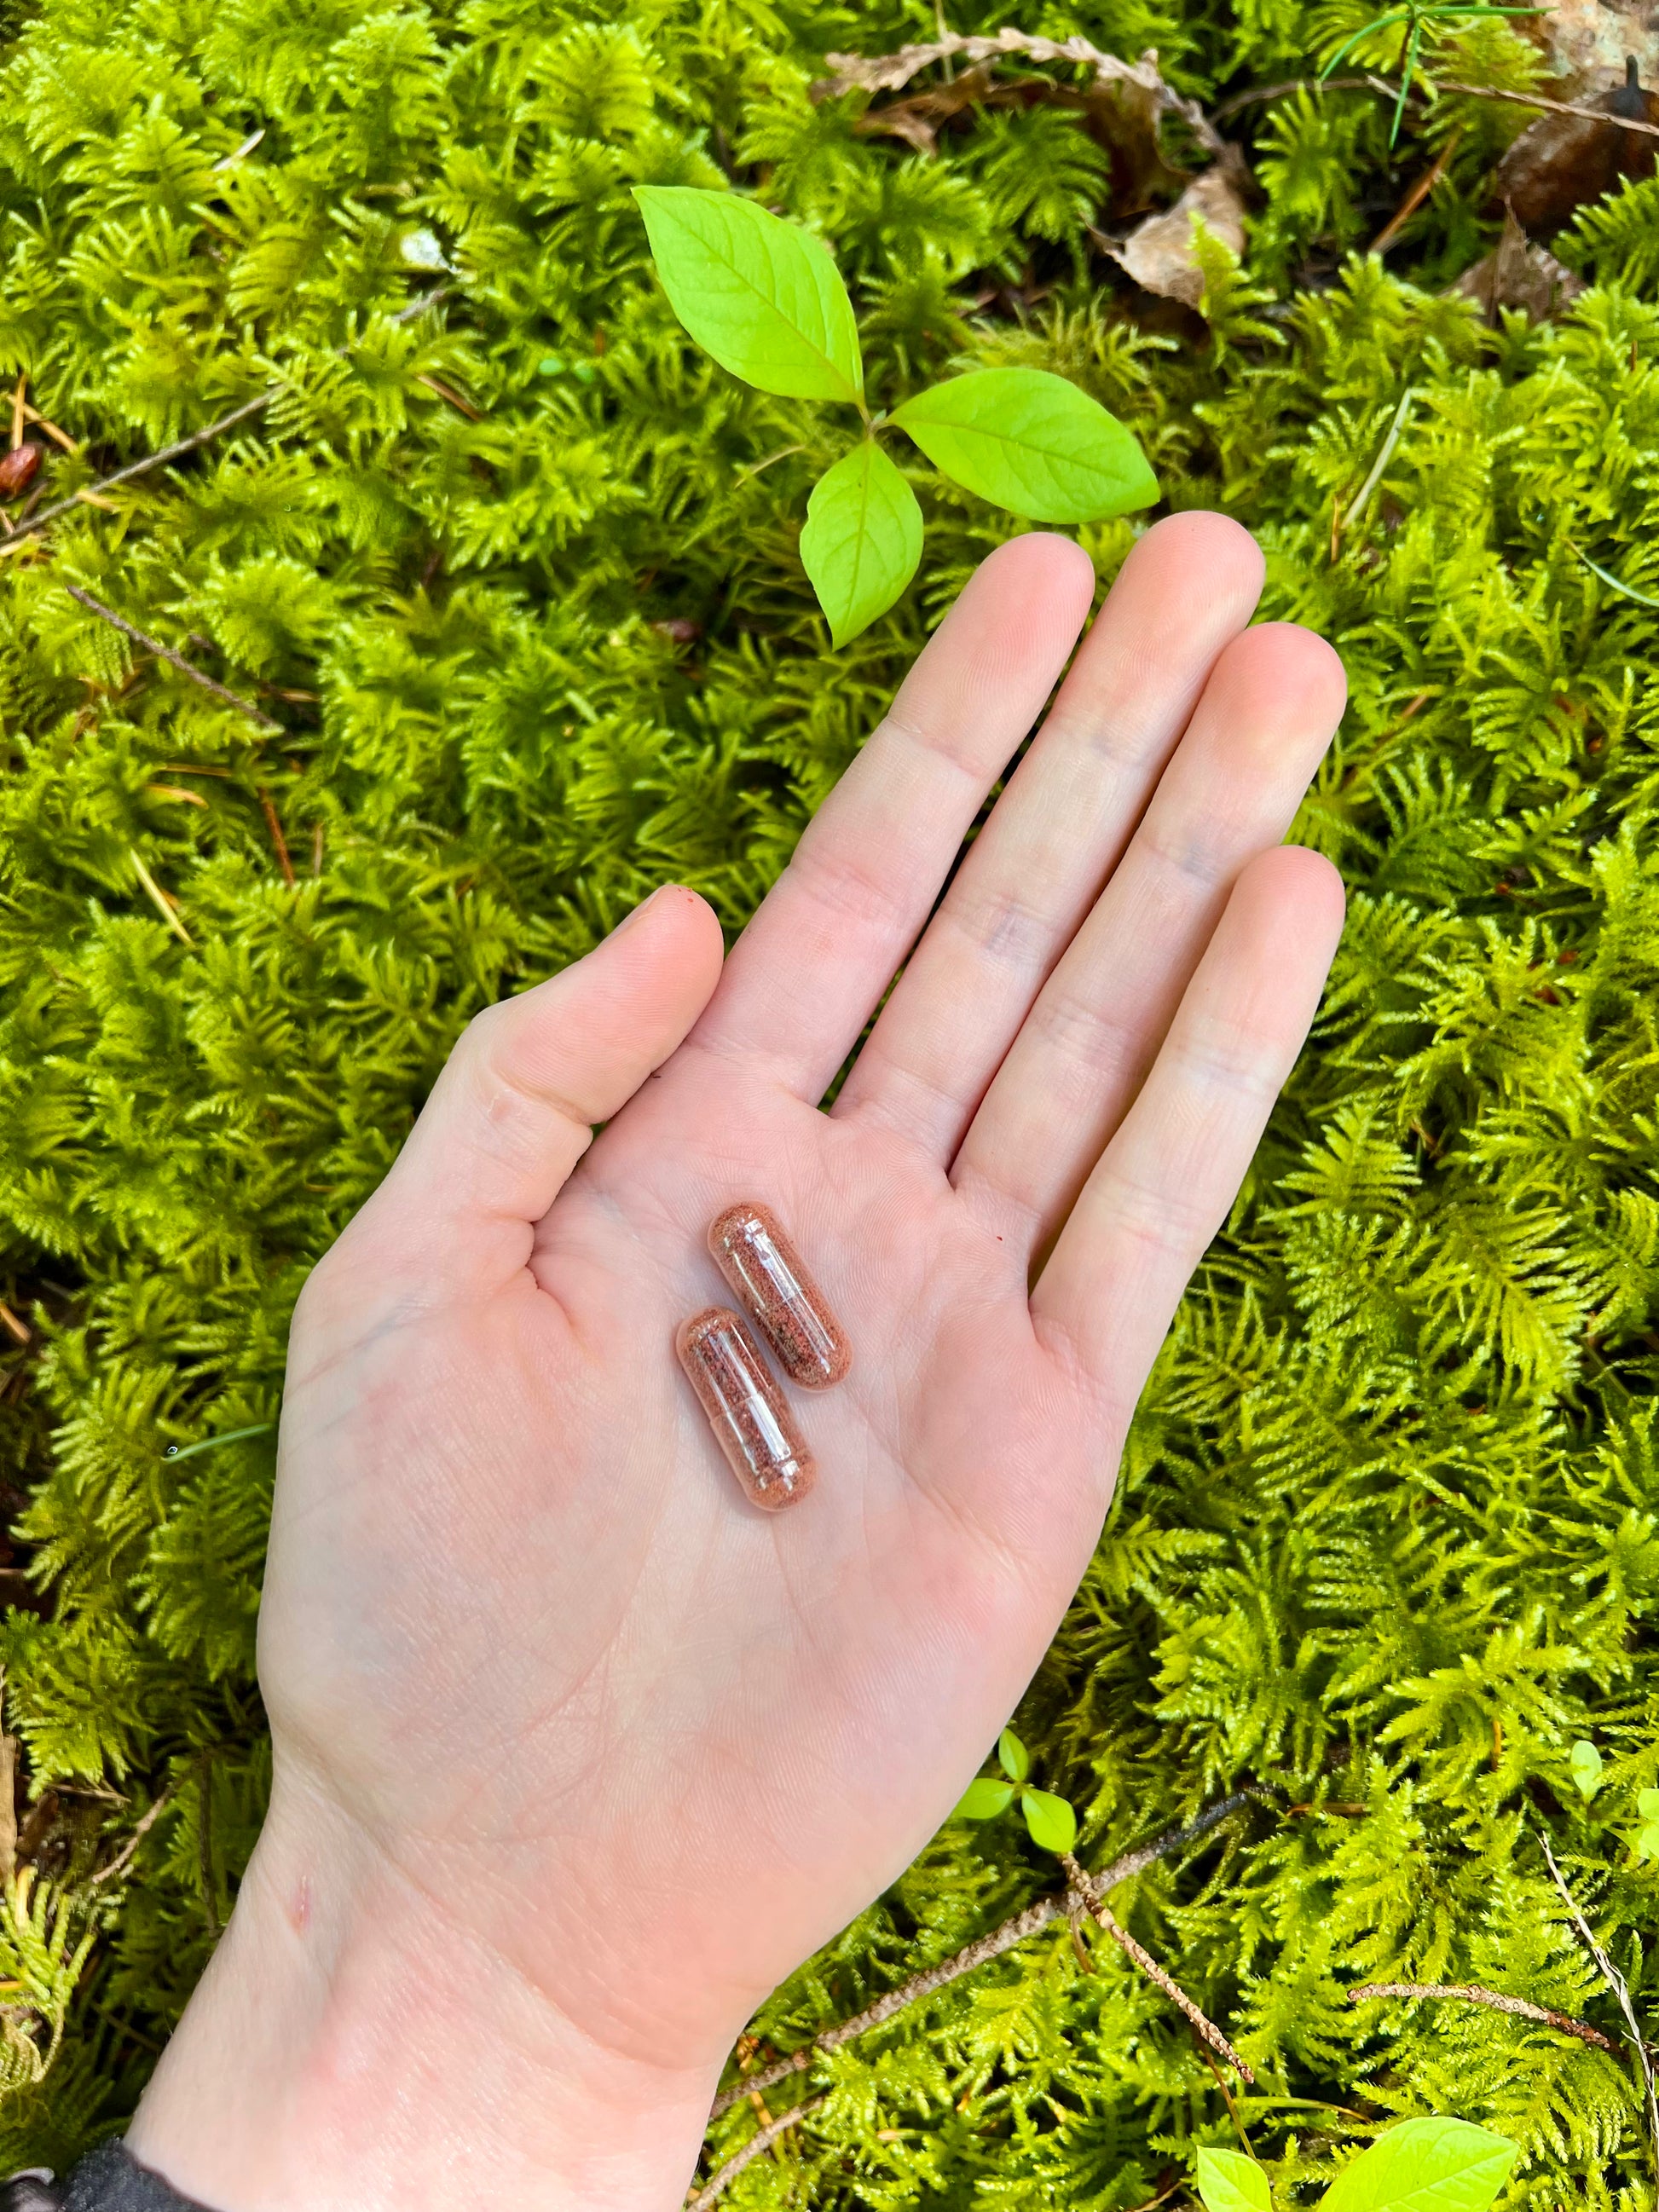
[686,532,1096,1102]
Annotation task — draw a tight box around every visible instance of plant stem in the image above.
[1348,1980,1617,2050]
[66,588,281,731]
[688,2097,822,2210]
[708,1787,1257,2119]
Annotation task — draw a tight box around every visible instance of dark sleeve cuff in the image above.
[3,2142,214,2212]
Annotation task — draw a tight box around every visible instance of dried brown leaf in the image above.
[1493,62,1658,229]
[1452,206,1587,319]
[1105,169,1247,305]
[1083,76,1194,215]
[812,29,1228,161]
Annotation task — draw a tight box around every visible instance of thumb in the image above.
[349,885,725,1297]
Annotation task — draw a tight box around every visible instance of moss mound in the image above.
[0,0,1657,2191]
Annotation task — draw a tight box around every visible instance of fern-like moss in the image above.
[0,0,1656,2193]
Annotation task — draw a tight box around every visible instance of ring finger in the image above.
[952,620,1346,1250]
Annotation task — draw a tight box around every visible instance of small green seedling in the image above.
[1633,1786,1659,1862]
[1318,3,1542,144]
[953,1726,1079,1854]
[633,186,1159,646]
[1195,2117,1515,2212]
[1569,1738,1604,1800]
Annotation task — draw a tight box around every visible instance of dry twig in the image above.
[708,1787,1256,2117]
[813,29,1228,159]
[1072,1860,1254,2084]
[65,589,281,731]
[257,788,297,886]
[1216,69,1659,140]
[1225,71,1410,118]
[1437,79,1659,140]
[1348,1979,1616,2051]
[415,372,481,419]
[687,2096,823,2211]
[1370,124,1462,252]
[1536,1828,1659,2180]
[7,282,452,550]
[15,393,279,546]
[22,406,79,456]
[90,1792,172,1888]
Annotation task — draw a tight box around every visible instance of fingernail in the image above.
[607,883,685,940]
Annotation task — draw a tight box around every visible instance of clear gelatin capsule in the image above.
[708,1201,852,1389]
[676,1307,816,1512]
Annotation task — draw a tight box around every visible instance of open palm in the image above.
[131,517,1346,2207]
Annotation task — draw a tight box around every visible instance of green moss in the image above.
[0,0,1656,2192]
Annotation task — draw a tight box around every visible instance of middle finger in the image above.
[831,512,1265,1158]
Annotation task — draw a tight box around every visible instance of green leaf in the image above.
[633,185,863,404]
[1321,2119,1516,2212]
[1638,1787,1659,1820]
[1020,1787,1077,1854]
[890,367,1159,523]
[955,1776,1016,1820]
[1195,2146,1273,2212]
[798,441,922,648]
[997,1727,1030,1782]
[1635,1820,1659,1861]
[1569,1739,1604,1799]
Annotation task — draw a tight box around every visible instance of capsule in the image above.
[676,1307,816,1511]
[708,1201,852,1389]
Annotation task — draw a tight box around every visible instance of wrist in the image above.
[126,1778,723,2212]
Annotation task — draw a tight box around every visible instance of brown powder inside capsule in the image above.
[708,1200,852,1389]
[676,1306,815,1511]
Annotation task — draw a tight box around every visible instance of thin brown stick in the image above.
[90,1791,172,1888]
[1437,79,1659,140]
[814,29,1227,158]
[65,588,281,731]
[15,391,277,545]
[1214,72,1407,118]
[1370,124,1462,253]
[0,1302,30,1346]
[710,1892,1065,2116]
[1216,70,1659,139]
[1198,2039,1255,2150]
[1084,1886,1255,2084]
[257,788,296,886]
[7,281,451,548]
[23,406,79,456]
[1349,1979,1616,2051]
[9,376,22,453]
[1536,1828,1659,2179]
[687,2096,823,2211]
[1078,1788,1260,1903]
[415,372,480,419]
[708,1788,1257,2118]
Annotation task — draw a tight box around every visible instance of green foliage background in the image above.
[0,0,1656,2194]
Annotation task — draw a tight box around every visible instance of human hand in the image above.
[128,516,1346,2209]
